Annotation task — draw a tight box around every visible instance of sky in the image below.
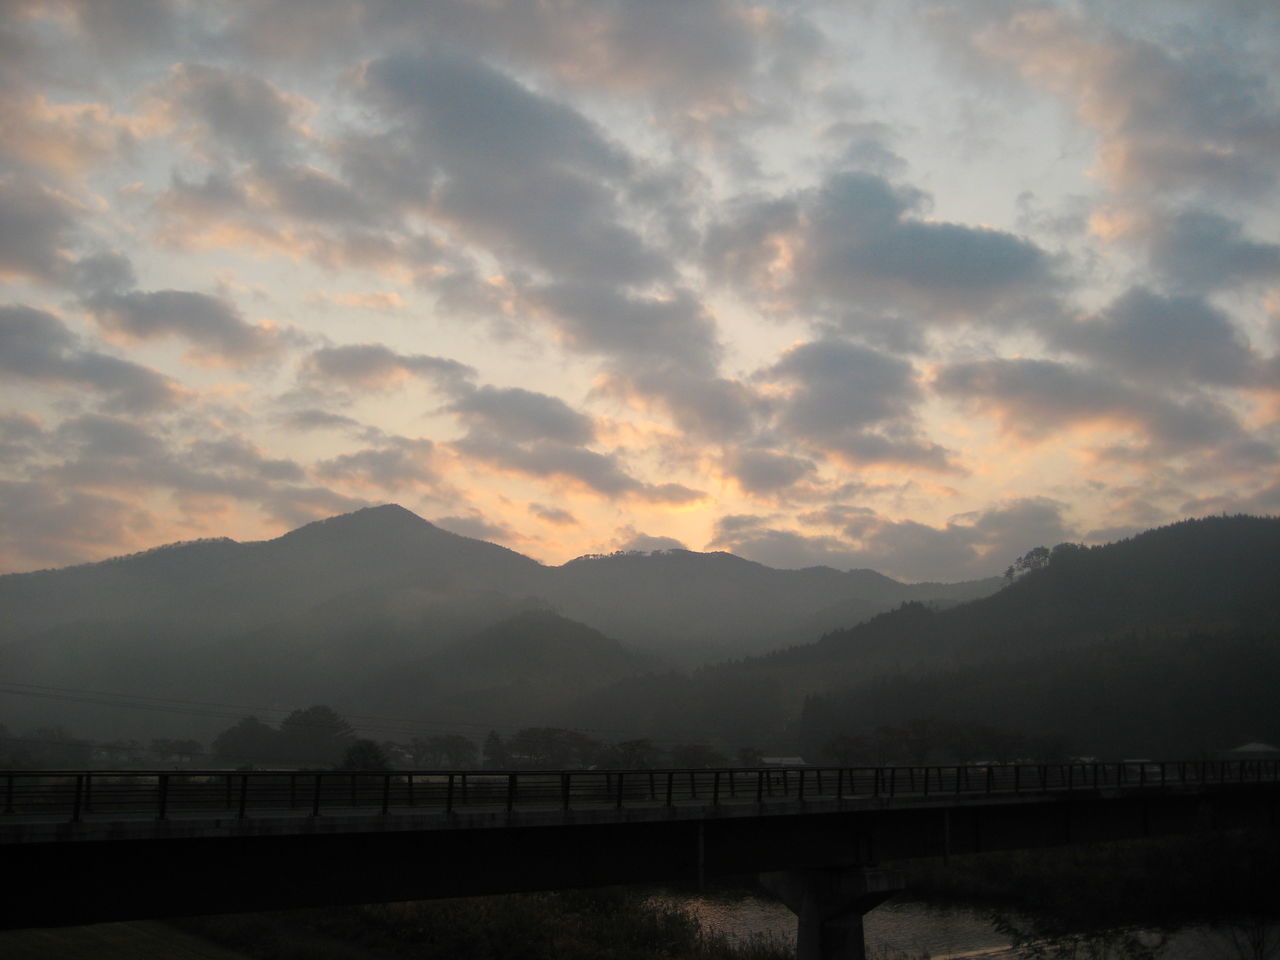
[1,0,1278,581]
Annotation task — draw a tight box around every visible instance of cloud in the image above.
[0,480,156,573]
[300,343,475,392]
[316,438,438,491]
[0,411,43,462]
[760,337,955,470]
[974,6,1280,198]
[451,431,701,505]
[525,283,720,370]
[728,448,816,495]
[708,171,1053,322]
[614,529,689,553]
[188,435,306,483]
[522,282,755,440]
[1147,209,1280,292]
[62,0,181,62]
[0,176,78,281]
[449,385,595,445]
[281,409,363,433]
[432,510,515,544]
[451,433,639,497]
[1050,287,1259,388]
[251,163,381,227]
[0,304,182,412]
[84,288,282,364]
[351,49,669,286]
[710,498,1074,581]
[934,356,1244,453]
[55,413,166,461]
[529,502,577,526]
[161,62,306,165]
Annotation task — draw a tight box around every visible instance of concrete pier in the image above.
[760,866,906,960]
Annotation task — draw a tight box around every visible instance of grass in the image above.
[0,920,255,960]
[173,888,796,960]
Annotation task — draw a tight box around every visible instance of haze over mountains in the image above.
[0,503,999,661]
[1,506,1277,759]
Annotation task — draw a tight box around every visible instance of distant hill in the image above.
[545,549,1000,661]
[0,505,1001,666]
[563,515,1280,753]
[0,503,998,739]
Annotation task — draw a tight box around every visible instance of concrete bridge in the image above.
[4,761,1278,958]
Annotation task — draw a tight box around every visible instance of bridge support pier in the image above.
[759,867,905,960]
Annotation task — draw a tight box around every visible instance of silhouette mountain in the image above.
[562,515,1280,751]
[0,503,998,659]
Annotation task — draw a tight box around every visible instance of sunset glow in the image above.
[2,1,1277,581]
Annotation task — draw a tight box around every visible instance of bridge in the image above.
[5,760,1279,959]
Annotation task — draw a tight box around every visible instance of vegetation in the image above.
[173,889,792,960]
[902,830,1280,959]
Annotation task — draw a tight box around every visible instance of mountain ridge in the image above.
[0,503,1002,660]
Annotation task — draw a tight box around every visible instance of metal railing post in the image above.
[157,774,169,821]
[506,773,516,813]
[238,774,249,819]
[756,769,764,803]
[446,773,455,815]
[617,772,625,809]
[381,774,391,816]
[311,773,322,817]
[71,774,84,823]
[712,771,720,807]
[666,771,674,807]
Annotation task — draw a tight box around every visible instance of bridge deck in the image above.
[3,761,1278,930]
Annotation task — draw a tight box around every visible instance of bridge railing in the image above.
[3,760,1277,825]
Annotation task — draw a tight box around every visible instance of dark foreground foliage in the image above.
[902,829,1280,958]
[173,887,791,960]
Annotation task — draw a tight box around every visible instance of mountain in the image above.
[544,550,1001,661]
[562,515,1280,754]
[0,503,998,662]
[0,504,546,645]
[0,503,999,739]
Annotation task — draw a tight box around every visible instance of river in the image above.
[674,892,1279,959]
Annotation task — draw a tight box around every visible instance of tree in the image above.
[482,730,507,769]
[411,734,478,768]
[212,717,278,765]
[22,726,93,768]
[1004,545,1051,582]
[279,705,355,767]
[617,739,662,768]
[736,745,765,767]
[667,743,727,768]
[150,738,203,765]
[341,739,389,771]
[507,727,603,769]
